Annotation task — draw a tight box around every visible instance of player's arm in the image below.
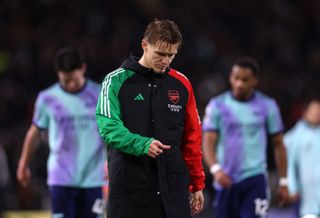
[96,71,155,157]
[265,98,289,204]
[168,71,204,212]
[96,112,154,156]
[180,84,205,214]
[203,131,231,188]
[272,133,289,205]
[180,82,205,194]
[283,134,300,202]
[202,131,219,169]
[17,124,41,187]
[272,133,287,181]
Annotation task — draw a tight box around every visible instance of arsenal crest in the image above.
[168,90,179,104]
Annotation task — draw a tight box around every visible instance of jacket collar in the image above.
[121,55,170,78]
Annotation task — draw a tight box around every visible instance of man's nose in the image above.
[162,56,171,65]
[235,80,244,88]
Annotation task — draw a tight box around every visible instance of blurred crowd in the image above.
[1,0,320,211]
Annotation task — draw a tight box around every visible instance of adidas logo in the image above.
[134,93,144,101]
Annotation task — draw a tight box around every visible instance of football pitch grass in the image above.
[2,211,50,218]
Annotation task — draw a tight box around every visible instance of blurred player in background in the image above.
[284,97,320,218]
[102,161,109,201]
[0,143,10,216]
[16,47,106,218]
[202,56,289,218]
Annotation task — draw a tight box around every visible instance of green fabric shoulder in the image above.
[96,68,153,156]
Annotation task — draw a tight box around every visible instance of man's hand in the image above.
[17,164,31,187]
[277,186,289,206]
[190,190,204,215]
[289,193,299,203]
[147,140,171,158]
[103,161,108,180]
[214,170,232,188]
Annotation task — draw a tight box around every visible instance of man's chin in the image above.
[233,92,245,99]
[154,69,166,74]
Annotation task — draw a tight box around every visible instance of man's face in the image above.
[141,40,179,73]
[58,65,86,93]
[229,65,257,100]
[304,101,320,125]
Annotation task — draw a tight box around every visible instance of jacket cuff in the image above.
[188,182,205,193]
[142,138,154,155]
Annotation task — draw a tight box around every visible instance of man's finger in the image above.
[159,144,171,150]
[149,153,156,158]
[153,140,171,150]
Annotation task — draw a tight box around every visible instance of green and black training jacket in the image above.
[96,57,205,218]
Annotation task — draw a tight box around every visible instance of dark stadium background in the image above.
[1,0,320,217]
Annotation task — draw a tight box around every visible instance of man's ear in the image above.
[141,39,148,51]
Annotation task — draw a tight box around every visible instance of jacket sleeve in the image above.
[182,82,205,193]
[96,69,153,156]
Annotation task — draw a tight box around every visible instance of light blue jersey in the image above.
[202,91,283,185]
[284,120,320,216]
[32,80,106,187]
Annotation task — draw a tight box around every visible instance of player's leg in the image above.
[293,200,300,218]
[213,185,240,218]
[239,174,269,218]
[49,186,77,218]
[78,187,103,218]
